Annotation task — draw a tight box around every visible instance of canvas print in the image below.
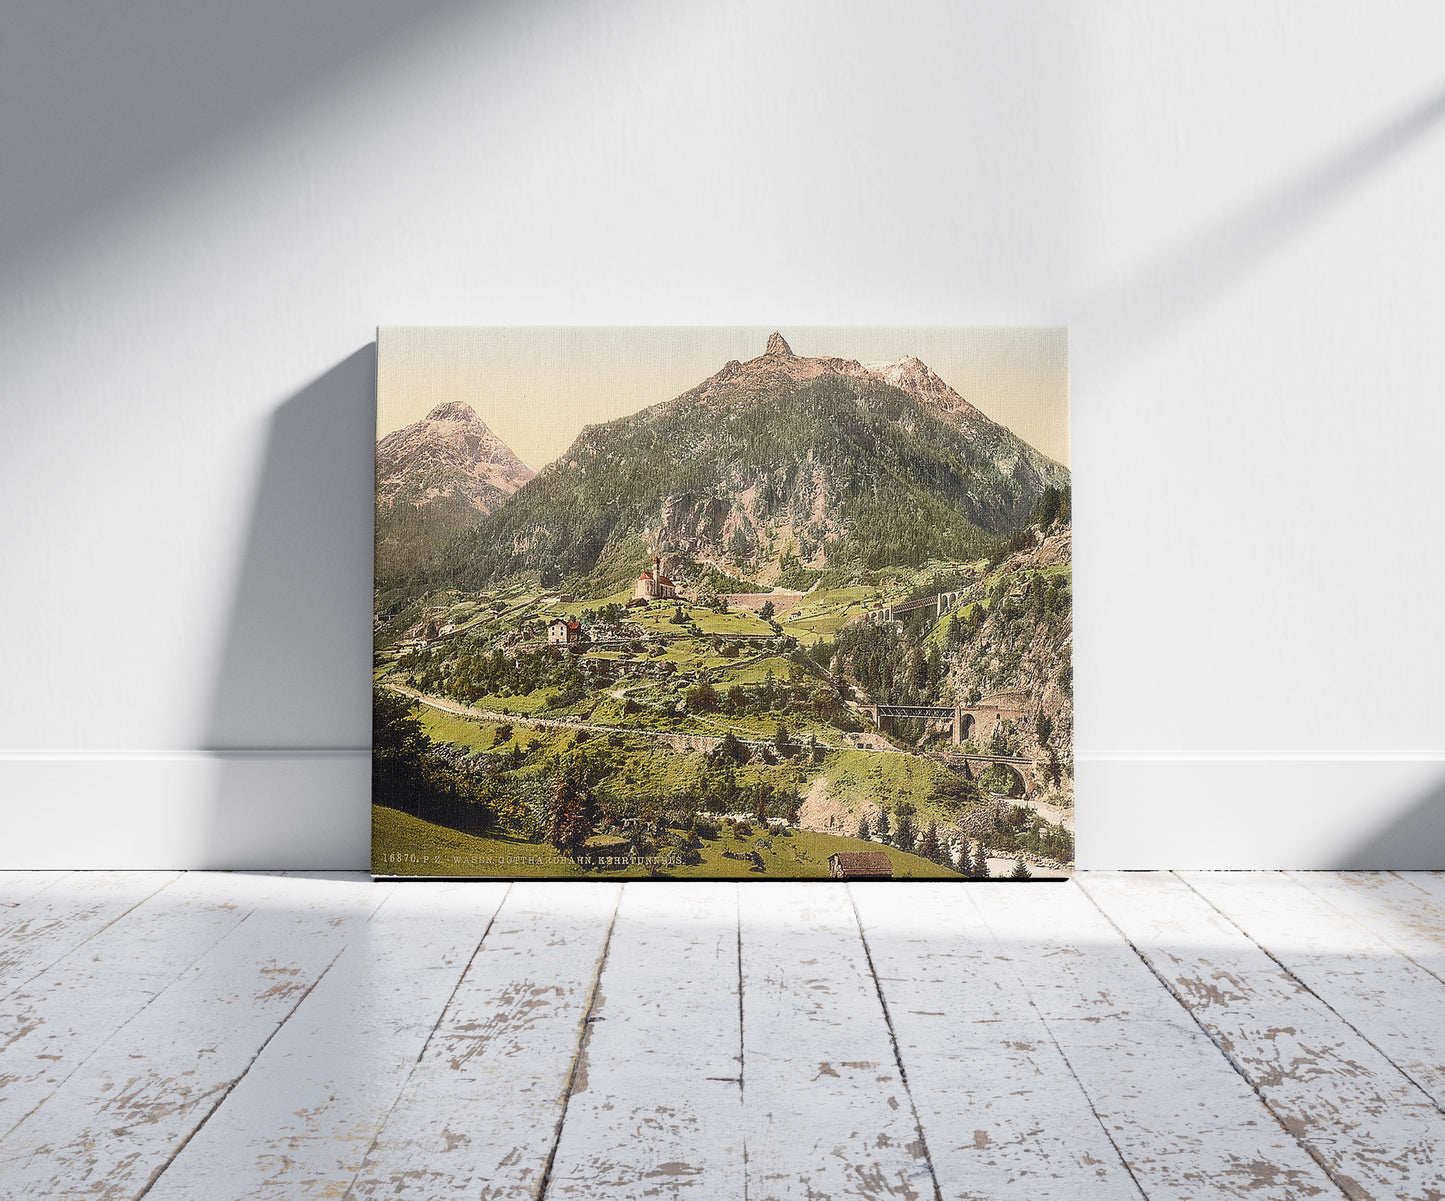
[373,328,1071,879]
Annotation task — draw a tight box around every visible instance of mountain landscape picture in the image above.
[373,327,1072,880]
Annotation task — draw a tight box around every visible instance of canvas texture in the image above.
[373,328,1072,880]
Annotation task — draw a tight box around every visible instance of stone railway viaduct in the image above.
[859,691,1035,795]
[865,590,964,625]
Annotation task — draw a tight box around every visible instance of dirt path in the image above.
[383,683,722,751]
[1015,794,1073,832]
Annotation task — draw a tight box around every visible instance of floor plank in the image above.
[0,871,182,1000]
[1083,871,1445,1200]
[0,871,289,1141]
[543,882,744,1198]
[854,884,1143,1200]
[739,883,937,1201]
[1288,871,1445,982]
[1184,871,1445,1112]
[345,882,621,1199]
[0,872,388,1199]
[0,870,69,908]
[976,882,1342,1200]
[8,870,1445,1201]
[143,881,510,1201]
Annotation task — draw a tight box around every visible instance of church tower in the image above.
[630,549,678,603]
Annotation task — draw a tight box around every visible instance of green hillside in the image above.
[373,804,961,880]
[428,374,1041,595]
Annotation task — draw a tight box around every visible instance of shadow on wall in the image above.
[200,347,376,869]
[1334,771,1445,871]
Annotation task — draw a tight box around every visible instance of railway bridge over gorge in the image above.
[928,751,1037,798]
[859,691,1029,747]
[857,693,1035,794]
[865,591,964,625]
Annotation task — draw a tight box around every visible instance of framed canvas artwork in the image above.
[373,328,1071,880]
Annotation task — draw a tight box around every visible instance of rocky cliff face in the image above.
[375,402,535,587]
[940,524,1073,797]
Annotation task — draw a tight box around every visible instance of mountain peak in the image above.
[425,400,479,422]
[376,400,535,533]
[764,331,793,357]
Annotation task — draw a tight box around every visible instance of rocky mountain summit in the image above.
[432,333,1070,595]
[376,401,535,515]
[376,402,535,587]
[671,334,1064,493]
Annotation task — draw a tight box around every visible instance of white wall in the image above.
[2,0,1442,869]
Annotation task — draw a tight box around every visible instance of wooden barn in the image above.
[827,851,894,880]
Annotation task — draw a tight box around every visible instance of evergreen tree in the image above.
[752,784,770,825]
[857,813,872,841]
[716,730,746,764]
[894,803,917,854]
[546,762,595,859]
[919,822,942,864]
[951,842,971,876]
[759,600,776,621]
[876,808,892,842]
[1009,858,1032,881]
[968,840,990,879]
[773,721,792,757]
[1035,710,1053,745]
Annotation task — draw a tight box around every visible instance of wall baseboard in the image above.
[1077,754,1445,869]
[1,751,1442,870]
[0,751,369,870]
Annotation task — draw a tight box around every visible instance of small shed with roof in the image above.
[827,851,894,880]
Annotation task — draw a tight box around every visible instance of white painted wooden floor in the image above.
[3,873,1445,1199]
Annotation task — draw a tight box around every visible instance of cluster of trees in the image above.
[853,802,1048,877]
[373,688,506,834]
[564,602,629,632]
[856,806,993,877]
[683,674,847,727]
[709,728,821,767]
[979,487,1069,573]
[857,800,919,854]
[969,801,1074,863]
[811,622,948,711]
[1032,484,1071,529]
[541,756,804,866]
[397,641,589,709]
[378,678,821,863]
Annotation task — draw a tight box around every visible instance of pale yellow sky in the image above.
[377,327,1069,471]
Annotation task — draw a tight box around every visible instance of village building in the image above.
[630,553,678,603]
[546,617,581,645]
[827,851,894,880]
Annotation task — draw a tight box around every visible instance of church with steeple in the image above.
[630,552,678,603]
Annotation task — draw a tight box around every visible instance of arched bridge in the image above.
[859,692,1029,749]
[865,591,963,625]
[854,699,1038,797]
[929,751,1036,798]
